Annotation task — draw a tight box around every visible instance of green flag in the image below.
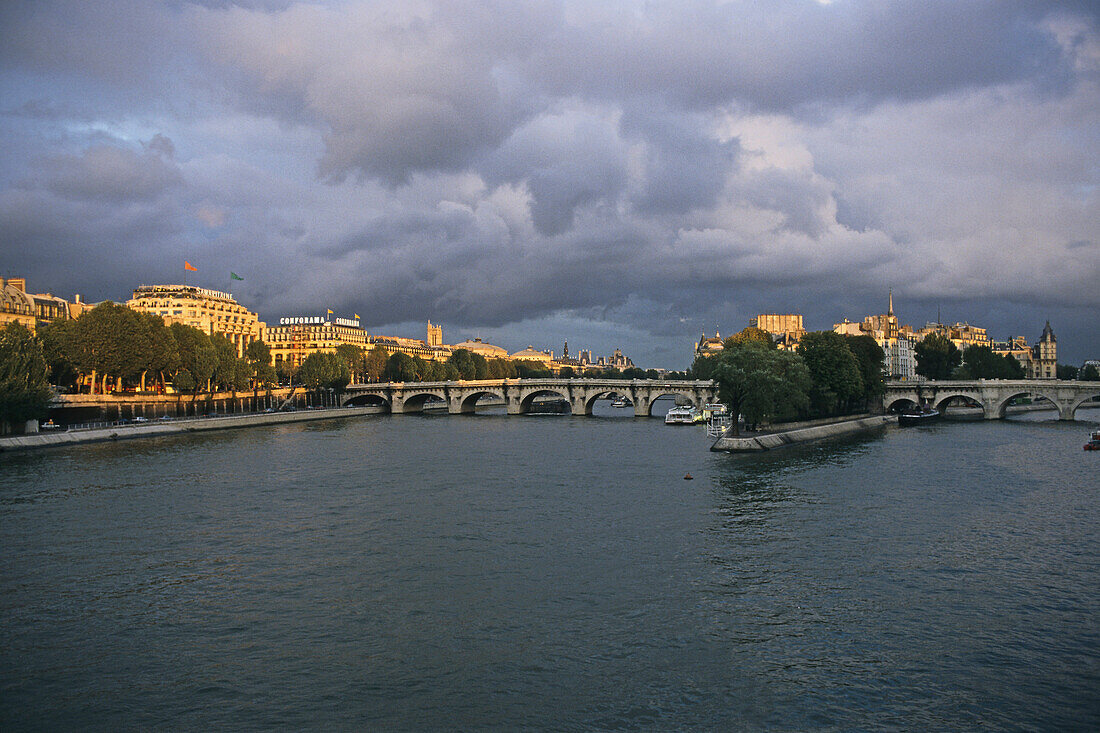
[230,272,244,281]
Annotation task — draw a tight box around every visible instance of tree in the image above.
[961,345,999,379]
[210,334,240,391]
[1057,364,1079,380]
[728,326,776,348]
[36,318,78,391]
[710,340,810,435]
[623,367,646,379]
[447,349,478,379]
[914,333,961,381]
[797,331,863,415]
[645,369,659,379]
[245,340,277,388]
[0,323,53,432]
[170,323,216,400]
[334,344,365,383]
[1082,363,1100,381]
[364,345,389,382]
[298,351,350,390]
[558,366,574,378]
[999,353,1025,379]
[842,334,885,405]
[384,352,419,382]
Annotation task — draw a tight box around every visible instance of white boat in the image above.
[611,398,629,408]
[665,406,701,425]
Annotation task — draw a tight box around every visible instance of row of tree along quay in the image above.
[0,302,693,433]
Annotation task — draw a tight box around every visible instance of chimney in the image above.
[74,294,82,303]
[8,277,26,292]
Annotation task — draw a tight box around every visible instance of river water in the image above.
[2,403,1098,730]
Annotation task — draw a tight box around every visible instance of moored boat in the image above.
[898,405,941,426]
[1085,430,1100,451]
[665,406,700,425]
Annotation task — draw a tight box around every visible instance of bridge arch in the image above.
[456,389,505,414]
[399,390,448,413]
[886,397,919,413]
[519,388,571,415]
[342,393,390,410]
[645,390,701,417]
[991,390,1061,419]
[931,393,982,414]
[1069,391,1100,421]
[583,390,632,416]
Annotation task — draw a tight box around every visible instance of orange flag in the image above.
[184,261,198,271]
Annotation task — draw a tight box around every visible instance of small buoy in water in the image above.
[683,473,693,480]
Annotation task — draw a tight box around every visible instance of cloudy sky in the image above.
[1,0,1097,368]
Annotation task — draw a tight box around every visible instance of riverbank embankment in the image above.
[711,414,894,452]
[0,406,383,453]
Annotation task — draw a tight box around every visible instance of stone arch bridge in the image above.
[884,379,1100,421]
[341,378,718,417]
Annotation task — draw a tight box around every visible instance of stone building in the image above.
[0,277,90,334]
[0,277,37,332]
[750,314,805,350]
[128,284,265,358]
[266,315,370,370]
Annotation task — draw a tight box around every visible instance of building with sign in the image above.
[128,284,265,357]
[266,316,369,370]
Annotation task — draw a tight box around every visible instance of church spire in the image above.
[888,289,894,317]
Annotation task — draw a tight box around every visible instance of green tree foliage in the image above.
[710,340,810,435]
[298,351,351,390]
[364,345,389,382]
[384,351,419,382]
[843,334,886,404]
[1057,363,1079,380]
[914,333,962,380]
[645,369,659,379]
[797,331,863,415]
[558,366,574,378]
[276,359,297,385]
[447,348,492,380]
[36,318,78,390]
[1081,363,1100,381]
[728,326,776,348]
[0,322,53,431]
[514,360,553,378]
[334,344,365,383]
[170,323,217,396]
[244,340,277,388]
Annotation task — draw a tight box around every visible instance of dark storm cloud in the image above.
[30,143,182,203]
[0,1,1097,366]
[525,1,1075,113]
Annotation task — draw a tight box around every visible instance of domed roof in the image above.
[451,338,509,358]
[1,279,35,315]
[510,346,552,362]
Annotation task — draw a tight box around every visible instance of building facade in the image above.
[1,277,37,332]
[750,314,805,350]
[267,315,370,369]
[128,284,265,358]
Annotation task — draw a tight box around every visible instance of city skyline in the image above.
[1,2,1097,368]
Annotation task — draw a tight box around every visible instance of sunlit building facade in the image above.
[128,284,265,358]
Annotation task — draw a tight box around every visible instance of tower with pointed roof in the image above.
[1031,321,1056,379]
